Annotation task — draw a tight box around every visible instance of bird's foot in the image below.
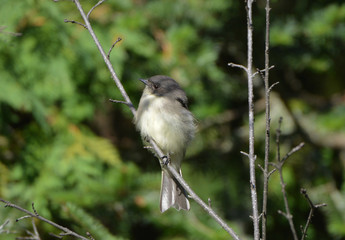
[162,154,170,166]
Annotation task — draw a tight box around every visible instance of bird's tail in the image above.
[159,166,190,213]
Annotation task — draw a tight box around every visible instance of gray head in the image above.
[140,75,189,108]
[140,75,183,95]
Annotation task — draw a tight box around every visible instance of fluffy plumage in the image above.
[135,75,195,212]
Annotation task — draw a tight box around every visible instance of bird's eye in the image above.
[153,84,159,89]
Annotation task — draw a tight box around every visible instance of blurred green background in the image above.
[1,0,345,239]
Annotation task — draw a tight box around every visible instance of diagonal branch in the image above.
[71,0,136,116]
[67,0,241,239]
[107,37,122,59]
[0,199,89,240]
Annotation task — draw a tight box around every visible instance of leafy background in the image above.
[1,0,345,239]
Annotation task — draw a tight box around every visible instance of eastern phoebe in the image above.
[135,75,196,212]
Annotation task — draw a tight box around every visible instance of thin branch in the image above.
[87,0,105,19]
[16,215,32,222]
[267,168,276,178]
[261,3,272,238]
[31,218,41,240]
[276,117,282,162]
[268,81,279,93]
[49,232,63,239]
[252,65,274,78]
[31,203,39,217]
[300,189,327,240]
[0,219,11,234]
[71,0,136,116]
[274,118,301,240]
[0,199,90,240]
[69,1,240,239]
[147,138,240,239]
[228,62,248,73]
[17,219,41,240]
[107,37,122,59]
[240,151,250,158]
[165,161,240,239]
[64,19,87,29]
[281,142,305,164]
[245,1,260,239]
[261,4,271,237]
[109,98,134,108]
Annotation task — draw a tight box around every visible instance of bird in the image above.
[135,75,196,212]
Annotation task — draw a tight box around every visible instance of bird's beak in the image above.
[139,78,149,85]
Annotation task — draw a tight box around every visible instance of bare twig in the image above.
[227,62,248,72]
[268,81,279,93]
[300,189,327,240]
[64,19,87,29]
[71,0,136,116]
[261,3,272,239]
[31,218,41,240]
[0,219,11,234]
[274,118,305,240]
[109,98,134,108]
[240,151,250,158]
[107,37,122,59]
[87,0,105,19]
[16,218,41,240]
[245,1,260,239]
[0,199,90,240]
[68,1,240,239]
[252,65,274,78]
[281,142,305,164]
[49,232,63,239]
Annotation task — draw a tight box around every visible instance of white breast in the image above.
[136,94,194,154]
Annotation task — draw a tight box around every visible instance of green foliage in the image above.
[65,202,125,240]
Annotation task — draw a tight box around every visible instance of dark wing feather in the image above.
[176,97,188,109]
